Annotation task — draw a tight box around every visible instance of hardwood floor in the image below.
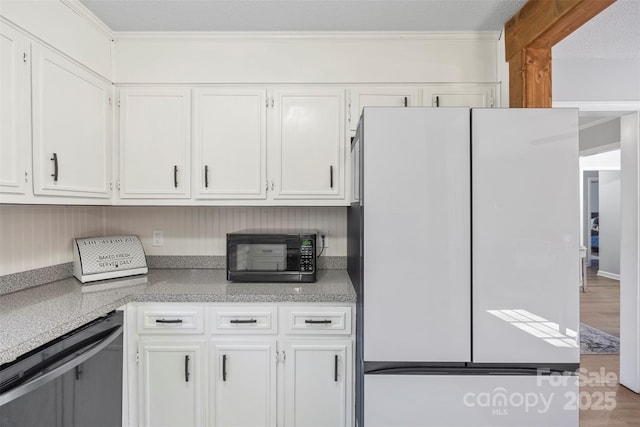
[579,267,640,427]
[581,266,620,337]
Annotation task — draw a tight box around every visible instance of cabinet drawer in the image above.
[138,305,205,334]
[210,306,278,334]
[282,306,352,335]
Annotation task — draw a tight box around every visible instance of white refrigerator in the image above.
[347,108,580,427]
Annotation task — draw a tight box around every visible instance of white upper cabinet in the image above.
[348,87,421,131]
[270,88,345,201]
[194,89,267,200]
[31,43,112,198]
[0,24,30,196]
[119,88,191,199]
[423,84,496,108]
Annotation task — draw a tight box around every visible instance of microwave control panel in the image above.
[300,239,314,271]
[300,239,315,272]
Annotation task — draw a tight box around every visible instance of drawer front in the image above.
[210,306,278,334]
[282,306,352,335]
[138,305,205,334]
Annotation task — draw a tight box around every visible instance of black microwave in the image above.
[226,229,317,283]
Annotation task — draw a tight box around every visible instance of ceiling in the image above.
[554,0,640,59]
[79,0,639,60]
[79,0,527,32]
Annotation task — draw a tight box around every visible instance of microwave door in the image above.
[246,244,287,271]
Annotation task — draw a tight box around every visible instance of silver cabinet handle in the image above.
[329,165,334,189]
[185,355,190,382]
[222,354,227,381]
[204,165,209,188]
[155,319,183,324]
[51,153,58,182]
[174,165,178,188]
[230,319,257,324]
[305,319,332,324]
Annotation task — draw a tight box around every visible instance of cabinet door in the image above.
[348,87,420,131]
[31,44,111,198]
[139,341,205,427]
[211,341,277,427]
[194,89,267,199]
[270,89,345,201]
[0,24,30,196]
[423,84,496,108]
[284,340,351,427]
[119,88,191,198]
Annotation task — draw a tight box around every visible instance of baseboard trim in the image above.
[597,270,621,281]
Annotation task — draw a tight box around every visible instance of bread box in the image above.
[73,235,148,283]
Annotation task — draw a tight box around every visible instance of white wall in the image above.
[599,171,621,278]
[553,58,640,102]
[0,0,113,80]
[579,119,621,154]
[0,205,347,276]
[104,206,346,257]
[0,205,106,276]
[620,112,640,393]
[580,149,621,170]
[114,33,498,84]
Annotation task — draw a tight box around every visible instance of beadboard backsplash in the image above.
[0,206,106,276]
[0,205,347,276]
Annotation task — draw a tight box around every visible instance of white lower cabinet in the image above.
[210,341,277,427]
[284,341,351,427]
[131,303,354,427]
[138,341,205,427]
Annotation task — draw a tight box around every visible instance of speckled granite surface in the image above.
[1,256,346,295]
[317,256,347,270]
[0,269,355,365]
[0,263,73,296]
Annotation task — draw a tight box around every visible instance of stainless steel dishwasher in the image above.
[0,311,123,427]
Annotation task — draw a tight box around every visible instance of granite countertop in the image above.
[0,269,356,365]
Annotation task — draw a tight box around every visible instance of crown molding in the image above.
[113,30,501,42]
[61,0,114,38]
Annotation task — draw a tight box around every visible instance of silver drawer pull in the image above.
[230,319,257,324]
[305,319,332,325]
[155,319,183,324]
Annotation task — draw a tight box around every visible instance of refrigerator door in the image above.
[365,374,579,427]
[472,109,580,364]
[362,107,471,362]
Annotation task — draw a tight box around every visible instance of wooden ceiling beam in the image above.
[505,0,616,107]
